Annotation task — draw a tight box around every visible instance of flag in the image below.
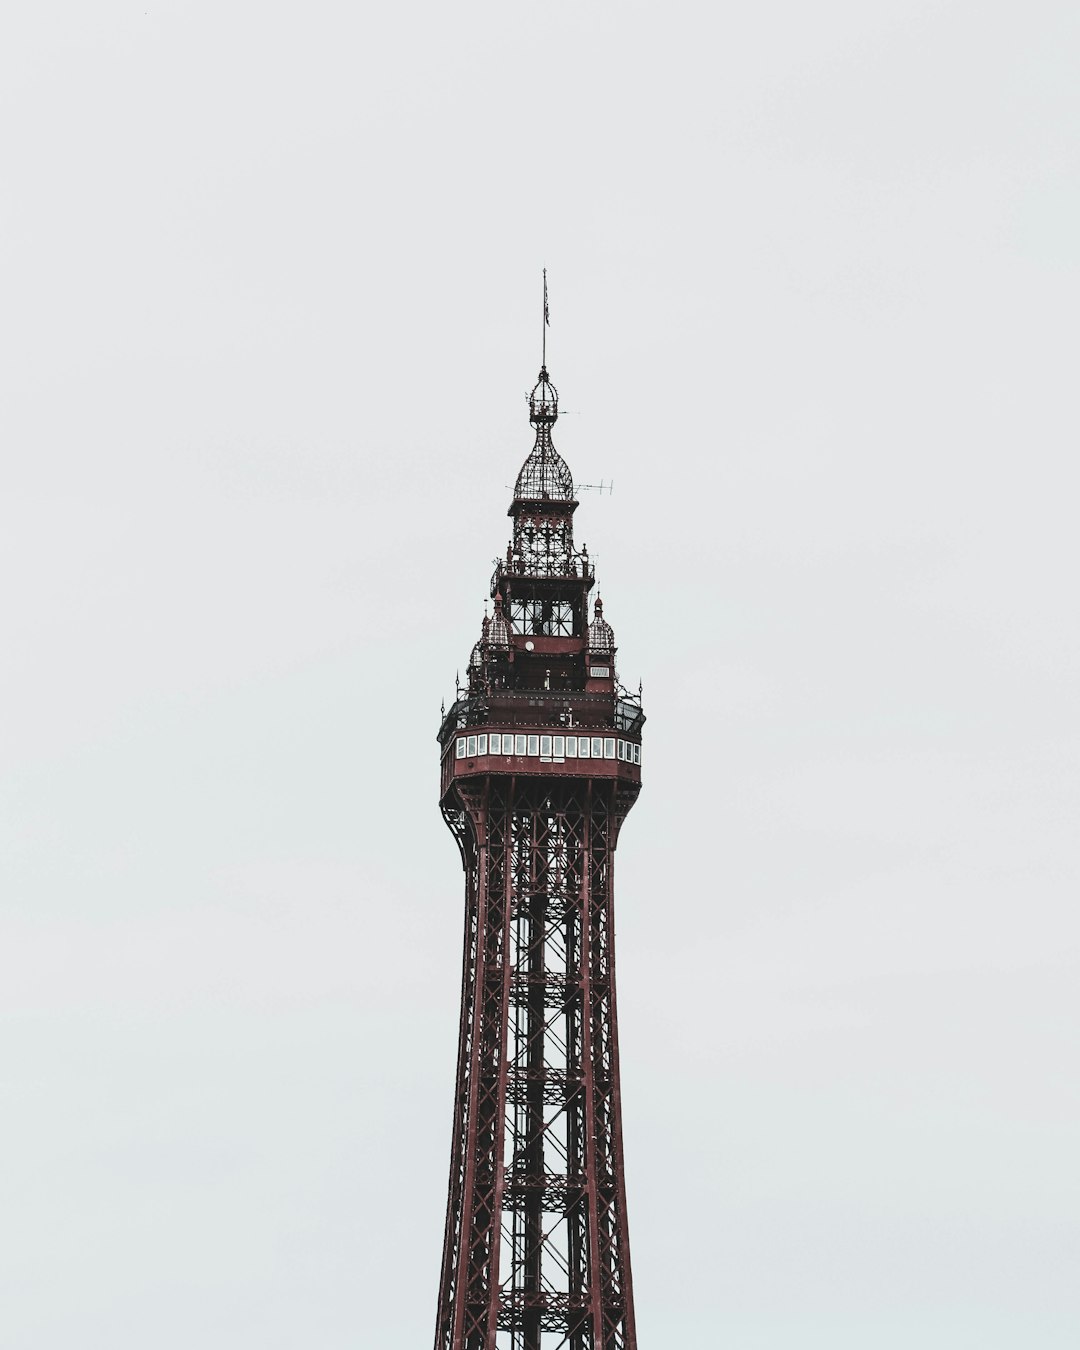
[543,269,549,326]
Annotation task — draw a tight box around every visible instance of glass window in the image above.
[477,734,487,755]
[604,738,616,759]
[540,735,552,757]
[553,736,565,758]
[617,740,625,760]
[456,737,466,759]
[633,743,641,765]
[488,733,500,754]
[566,735,577,757]
[591,737,603,759]
[466,735,477,757]
[511,597,545,634]
[515,735,527,756]
[578,737,590,758]
[527,735,539,756]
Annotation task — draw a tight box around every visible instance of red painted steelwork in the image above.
[435,364,644,1350]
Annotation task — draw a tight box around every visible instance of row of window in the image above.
[455,732,642,766]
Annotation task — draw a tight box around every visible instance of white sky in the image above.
[2,3,1078,1346]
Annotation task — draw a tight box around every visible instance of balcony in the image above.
[438,689,645,746]
[490,551,595,594]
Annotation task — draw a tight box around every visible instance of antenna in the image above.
[503,479,613,494]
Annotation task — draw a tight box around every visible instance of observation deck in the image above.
[437,689,645,798]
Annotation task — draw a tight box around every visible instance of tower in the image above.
[434,356,645,1350]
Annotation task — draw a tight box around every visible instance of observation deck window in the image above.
[450,730,642,769]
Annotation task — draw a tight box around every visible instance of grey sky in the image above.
[2,2,1078,1346]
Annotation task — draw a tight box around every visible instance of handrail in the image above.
[438,690,645,744]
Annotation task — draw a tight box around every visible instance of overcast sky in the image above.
[2,3,1078,1346]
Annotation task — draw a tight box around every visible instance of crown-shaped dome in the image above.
[528,366,558,424]
[514,367,574,501]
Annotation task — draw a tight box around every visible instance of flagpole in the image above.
[542,268,547,368]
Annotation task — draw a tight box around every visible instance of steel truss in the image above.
[435,778,638,1350]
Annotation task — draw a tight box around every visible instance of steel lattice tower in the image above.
[434,358,645,1350]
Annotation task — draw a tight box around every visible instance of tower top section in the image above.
[514,366,574,503]
[438,330,644,787]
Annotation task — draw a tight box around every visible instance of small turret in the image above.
[585,595,616,692]
[587,595,616,654]
[488,592,511,649]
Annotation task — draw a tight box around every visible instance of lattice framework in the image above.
[435,780,638,1350]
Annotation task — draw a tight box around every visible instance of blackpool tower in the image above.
[434,347,645,1350]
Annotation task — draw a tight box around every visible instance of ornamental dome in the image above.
[528,366,558,425]
[513,437,574,502]
[488,593,511,649]
[587,596,615,653]
[514,367,574,501]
